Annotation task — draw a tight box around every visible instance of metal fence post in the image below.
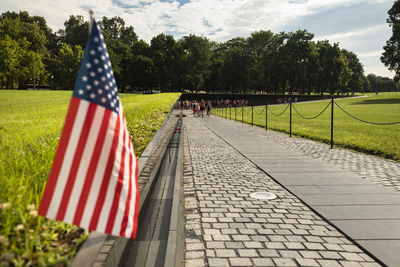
[251,105,254,126]
[230,106,231,120]
[265,103,268,130]
[289,98,292,137]
[331,96,334,149]
[235,106,237,121]
[242,105,244,123]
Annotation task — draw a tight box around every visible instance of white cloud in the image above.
[315,25,387,42]
[0,0,394,76]
[0,0,392,42]
[117,0,158,6]
[358,50,384,57]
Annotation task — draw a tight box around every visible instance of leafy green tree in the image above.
[0,11,50,88]
[246,30,274,91]
[49,43,83,90]
[21,22,46,54]
[59,15,88,48]
[99,16,138,92]
[280,30,315,94]
[360,75,370,93]
[367,74,399,92]
[130,55,154,92]
[204,41,224,93]
[179,34,211,92]
[0,35,19,88]
[317,40,350,95]
[342,49,364,93]
[0,10,376,94]
[18,49,46,89]
[260,33,287,94]
[0,15,22,40]
[220,38,252,93]
[381,0,400,76]
[150,33,182,92]
[0,12,47,54]
[304,41,321,95]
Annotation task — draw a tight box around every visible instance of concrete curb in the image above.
[164,117,185,267]
[71,110,179,267]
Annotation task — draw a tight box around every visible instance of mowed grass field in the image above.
[217,92,400,161]
[0,90,180,266]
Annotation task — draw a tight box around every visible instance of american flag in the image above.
[38,19,140,238]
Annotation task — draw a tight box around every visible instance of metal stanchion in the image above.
[331,96,334,149]
[289,98,292,137]
[251,105,254,126]
[265,103,268,130]
[235,106,237,121]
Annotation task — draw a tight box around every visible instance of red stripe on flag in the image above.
[73,109,112,226]
[131,156,140,239]
[89,117,121,231]
[119,130,133,236]
[38,97,80,217]
[105,126,127,234]
[56,103,98,221]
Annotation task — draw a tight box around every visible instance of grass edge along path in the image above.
[213,92,400,162]
[0,90,180,266]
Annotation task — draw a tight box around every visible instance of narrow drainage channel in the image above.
[118,120,181,267]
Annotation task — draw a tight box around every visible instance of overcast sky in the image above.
[0,0,395,77]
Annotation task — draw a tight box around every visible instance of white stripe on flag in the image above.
[64,107,105,224]
[47,100,89,219]
[97,113,124,233]
[125,140,137,237]
[112,119,131,235]
[80,111,118,229]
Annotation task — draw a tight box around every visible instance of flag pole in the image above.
[88,10,94,35]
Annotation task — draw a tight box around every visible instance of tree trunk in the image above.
[7,76,12,89]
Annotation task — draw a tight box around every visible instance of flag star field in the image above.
[73,22,120,114]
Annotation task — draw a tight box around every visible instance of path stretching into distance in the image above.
[182,110,400,267]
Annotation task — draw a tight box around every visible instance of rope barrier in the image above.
[268,104,290,116]
[334,101,400,125]
[244,107,252,114]
[254,106,266,114]
[292,102,331,120]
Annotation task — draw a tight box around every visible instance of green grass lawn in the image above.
[0,90,180,266]
[215,92,400,161]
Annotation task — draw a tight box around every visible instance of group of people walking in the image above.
[176,98,251,117]
[177,99,212,117]
[192,99,212,117]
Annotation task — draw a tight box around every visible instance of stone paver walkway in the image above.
[231,118,400,193]
[182,114,384,267]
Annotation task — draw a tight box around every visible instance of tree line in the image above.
[0,11,398,94]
